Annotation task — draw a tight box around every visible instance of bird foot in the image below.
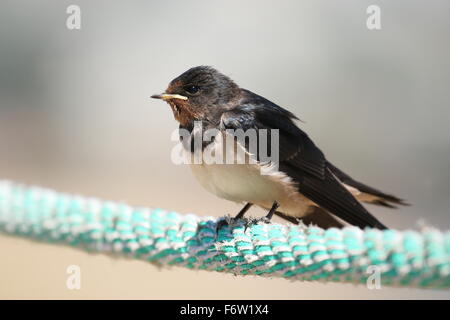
[253,216,272,224]
[243,216,271,232]
[216,215,246,234]
[216,212,273,234]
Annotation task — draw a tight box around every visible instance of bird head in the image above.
[151,66,239,126]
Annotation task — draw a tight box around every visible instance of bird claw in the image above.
[216,214,272,235]
[243,216,271,232]
[253,216,272,225]
[216,215,243,234]
[216,218,230,234]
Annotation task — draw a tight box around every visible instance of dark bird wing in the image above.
[220,89,387,229]
[326,161,409,208]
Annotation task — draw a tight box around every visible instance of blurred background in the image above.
[1,0,449,299]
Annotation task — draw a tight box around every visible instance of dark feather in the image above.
[222,89,388,229]
[275,207,345,229]
[326,161,409,207]
[301,206,345,229]
[282,164,387,229]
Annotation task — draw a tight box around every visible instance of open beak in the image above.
[151,93,188,101]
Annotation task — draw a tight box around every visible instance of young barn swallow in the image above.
[152,66,407,229]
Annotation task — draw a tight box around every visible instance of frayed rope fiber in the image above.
[0,180,449,289]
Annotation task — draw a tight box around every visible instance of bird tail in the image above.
[327,161,410,208]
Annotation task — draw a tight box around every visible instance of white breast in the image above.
[184,132,313,217]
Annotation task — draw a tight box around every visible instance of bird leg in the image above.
[264,201,279,221]
[216,202,253,233]
[234,202,253,220]
[244,201,279,230]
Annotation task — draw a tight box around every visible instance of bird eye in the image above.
[183,85,200,95]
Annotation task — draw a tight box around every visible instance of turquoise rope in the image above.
[0,180,449,289]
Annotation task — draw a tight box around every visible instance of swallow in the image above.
[152,66,408,229]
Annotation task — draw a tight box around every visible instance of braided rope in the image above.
[0,180,449,289]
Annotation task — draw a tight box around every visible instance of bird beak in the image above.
[151,93,188,101]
